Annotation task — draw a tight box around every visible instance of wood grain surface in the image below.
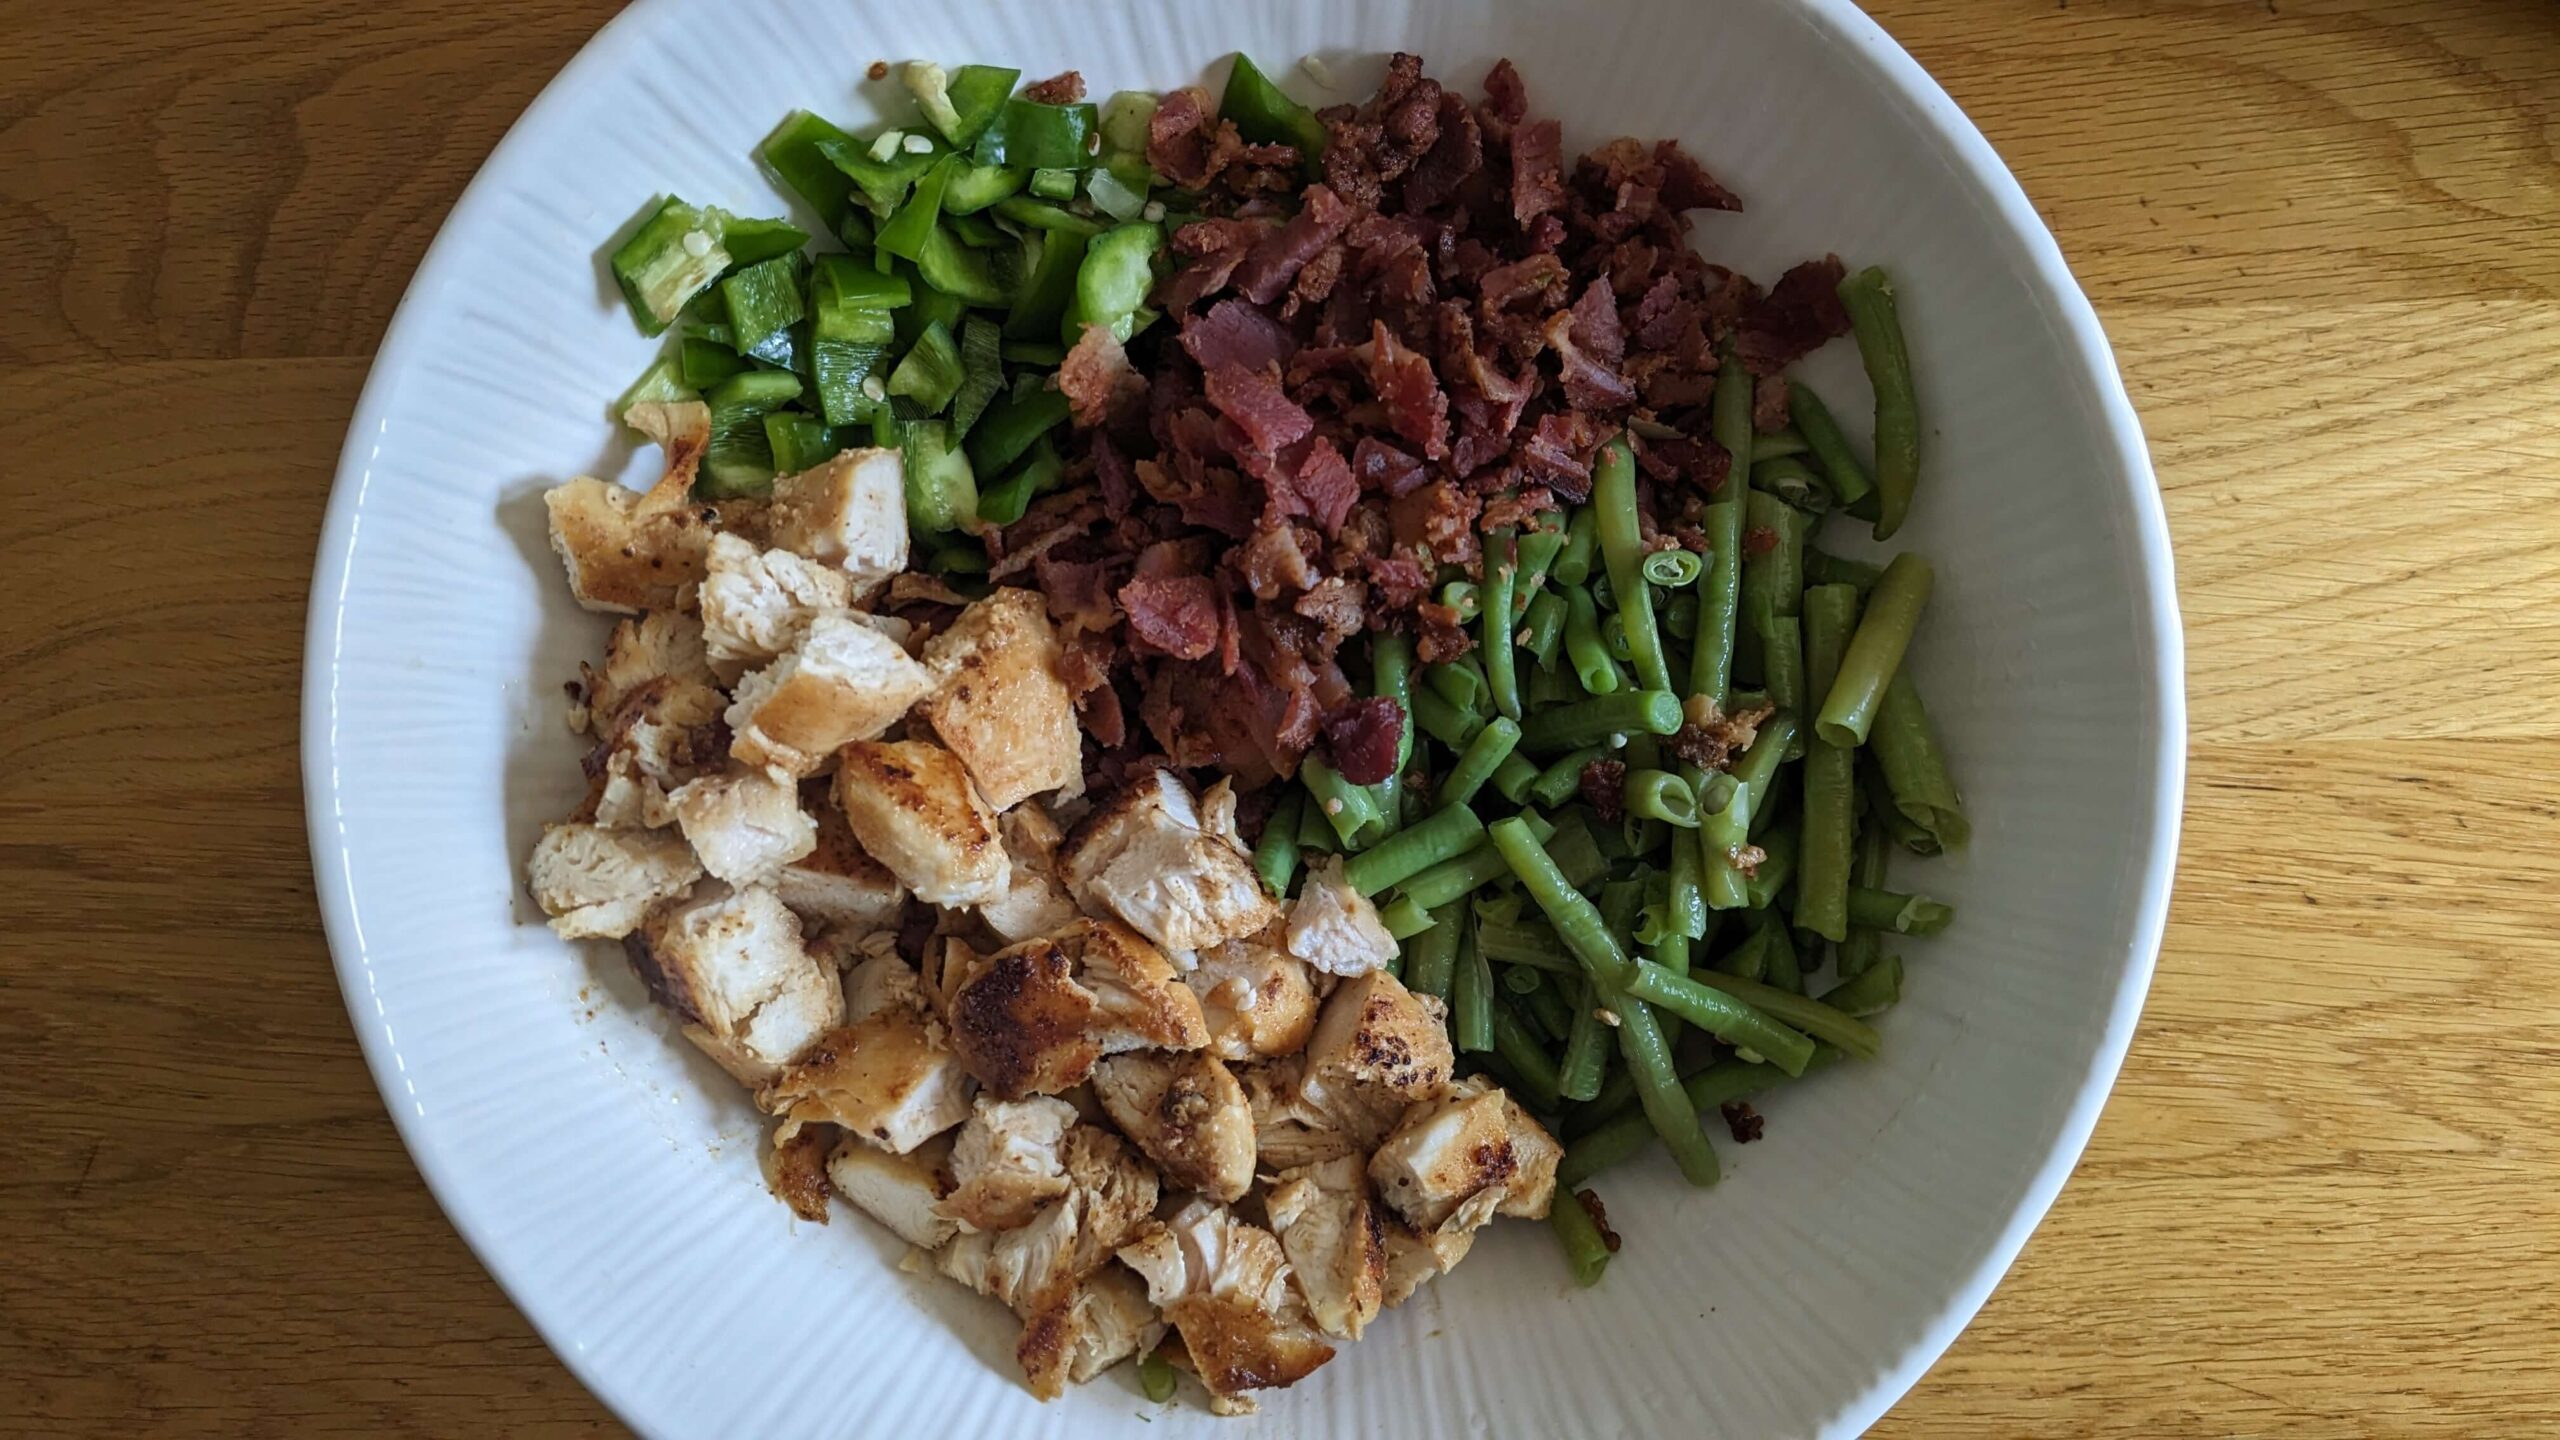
[5,0,2557,1434]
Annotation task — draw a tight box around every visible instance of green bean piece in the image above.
[1740,491,1807,630]
[1693,341,1755,703]
[1481,527,1523,721]
[1699,779,1754,912]
[1377,894,1435,939]
[1542,818,1609,893]
[1139,1347,1179,1404]
[1403,901,1464,1001]
[1425,659,1488,713]
[1744,819,1799,912]
[1491,750,1543,805]
[1623,960,1818,1074]
[1518,590,1568,670]
[1394,810,1556,912]
[1439,717,1523,809]
[1837,265,1920,540]
[1753,427,1810,461]
[1297,790,1338,854]
[1522,975,1577,1042]
[1490,1007,1565,1112]
[1760,914,1804,993]
[1560,585,1622,697]
[1820,953,1905,1017]
[1438,579,1482,623]
[1797,584,1861,941]
[1862,754,1936,855]
[1557,1047,1844,1190]
[1641,548,1703,589]
[1788,380,1875,506]
[1518,690,1683,755]
[1592,439,1674,692]
[1452,922,1495,1053]
[1554,505,1600,586]
[1511,526,1569,622]
[1301,755,1385,848]
[1343,803,1487,896]
[1754,455,1834,515]
[1836,811,1892,980]
[1554,979,1609,1105]
[1664,591,1701,642]
[1370,631,1417,835]
[1409,686,1484,749]
[1528,744,1609,808]
[1716,921,1772,980]
[1846,886,1955,935]
[1870,667,1970,849]
[1624,769,1701,828]
[1487,818,1636,987]
[1060,220,1163,345]
[1815,553,1933,749]
[1804,548,1884,594]
[1253,790,1305,899]
[1734,713,1800,825]
[1502,963,1547,996]
[1547,1187,1613,1286]
[1668,825,1709,942]
[1757,614,1807,756]
[1566,1063,1643,1141]
[1683,969,1882,1060]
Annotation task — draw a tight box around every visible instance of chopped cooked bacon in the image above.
[1162,217,1277,310]
[1021,70,1085,104]
[1204,364,1315,453]
[1352,436,1428,498]
[1579,759,1628,822]
[1736,255,1852,376]
[1569,278,1625,366]
[1322,696,1405,784]
[1356,322,1449,460]
[1753,372,1792,433]
[1120,573,1222,660]
[1181,298,1297,376]
[1284,439,1361,537]
[1413,602,1473,663]
[1479,253,1568,318]
[1239,523,1316,599]
[1510,118,1565,226]
[1401,91,1482,213]
[1149,86,1245,189]
[1235,184,1356,305]
[1481,58,1528,127]
[1545,308,1638,413]
[1517,411,1601,500]
[1654,138,1743,213]
[1388,480,1482,567]
[1061,325,1147,427]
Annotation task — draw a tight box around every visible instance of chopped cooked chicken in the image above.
[697,532,856,682]
[943,919,1208,1098]
[1236,1057,1361,1172]
[914,588,1084,808]
[544,402,720,613]
[581,663,729,830]
[580,609,719,729]
[1091,1050,1255,1203]
[1058,768,1279,957]
[831,739,1008,906]
[759,958,974,1154]
[765,448,907,600]
[841,949,930,1023]
[727,613,935,778]
[938,1125,1165,1397]
[978,806,1081,945]
[1298,969,1456,1148]
[941,1094,1078,1233]
[669,766,818,886]
[1283,856,1398,977]
[1185,927,1321,1062]
[765,1118,836,1222]
[1015,1264,1161,1399]
[1367,1075,1562,1243]
[827,1131,958,1250]
[1263,1155,1388,1339]
[775,786,907,934]
[1116,1198,1335,1412]
[526,823,702,939]
[1377,1215,1452,1307]
[626,882,842,1085]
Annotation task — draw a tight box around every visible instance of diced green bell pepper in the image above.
[918,224,1011,306]
[679,336,747,389]
[1027,167,1078,200]
[701,404,775,500]
[813,253,913,312]
[973,99,1100,170]
[764,410,845,475]
[721,255,806,351]
[903,62,1021,148]
[876,155,958,261]
[742,319,806,374]
[888,320,966,413]
[951,316,1004,435]
[1006,228,1088,340]
[707,370,804,414]
[1000,338,1066,366]
[811,339,891,426]
[976,434,1064,526]
[901,418,980,534]
[1099,91,1159,156]
[818,135,945,217]
[758,111,859,227]
[1061,221,1161,345]
[993,196,1106,237]
[1220,54,1328,159]
[942,163,1027,215]
[720,215,810,267]
[610,197,732,335]
[964,382,1072,475]
[899,280,971,349]
[614,352,696,420]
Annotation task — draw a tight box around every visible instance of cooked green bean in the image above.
[1474,916,1577,972]
[1139,1347,1179,1403]
[1796,584,1861,941]
[1482,526,1522,722]
[1518,690,1683,755]
[1528,743,1609,808]
[1845,885,1954,935]
[1740,490,1806,631]
[1491,750,1542,805]
[1377,894,1434,939]
[1716,921,1771,981]
[1395,809,1556,911]
[1491,1006,1565,1111]
[1518,589,1568,670]
[1404,901,1463,1001]
[1522,972,1577,1041]
[1301,755,1385,847]
[1815,551,1932,747]
[1554,505,1599,587]
[1761,915,1804,993]
[1452,920,1495,1053]
[1754,455,1833,514]
[1837,265,1920,540]
[1296,791,1338,855]
[1735,713,1799,829]
[1788,380,1875,507]
[1743,819,1797,912]
[1623,961,1818,1074]
[1561,584,1622,696]
[1542,817,1609,893]
[1439,579,1482,623]
[1557,1046,1844,1190]
[1438,717,1522,809]
[1557,978,1610,1103]
[1690,501,1744,708]
[1820,953,1904,1017]
[1511,526,1568,622]
[1753,427,1809,461]
[1683,969,1882,1059]
[1804,548,1884,593]
[1624,769,1701,828]
[1699,776,1754,912]
[1593,439,1673,692]
[1502,963,1545,996]
[1668,825,1709,943]
[1410,686,1484,749]
[1487,818,1635,988]
[1757,613,1806,755]
[1547,1186,1613,1286]
[1664,591,1700,642]
[1836,809,1892,980]
[1641,547,1703,588]
[1370,631,1417,834]
[1870,666,1970,850]
[1425,658,1488,713]
[1254,790,1304,899]
[1343,802,1486,895]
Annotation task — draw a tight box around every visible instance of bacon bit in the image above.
[1744,525,1782,559]
[1720,1101,1765,1144]
[1578,758,1627,822]
[1021,70,1085,105]
[1322,696,1406,784]
[1729,843,1768,879]
[1574,1189,1622,1253]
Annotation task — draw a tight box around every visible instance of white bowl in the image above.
[303,0,2182,1434]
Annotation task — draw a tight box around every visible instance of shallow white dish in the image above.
[302,0,2182,1434]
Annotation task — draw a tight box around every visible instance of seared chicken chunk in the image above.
[943,919,1209,1098]
[827,1131,958,1250]
[697,532,856,682]
[915,588,1084,808]
[766,1118,837,1222]
[978,806,1081,945]
[1298,969,1456,1148]
[1016,1265,1161,1400]
[760,954,973,1154]
[766,448,907,600]
[775,787,907,934]
[1091,1050,1255,1203]
[1263,1155,1388,1339]
[1058,769,1278,957]
[1236,1057,1361,1172]
[582,664,729,831]
[1185,927,1320,1062]
[1284,856,1398,977]
[670,766,818,886]
[727,614,935,778]
[1116,1198,1335,1413]
[626,882,841,1085]
[940,1094,1078,1233]
[832,739,1008,907]
[526,823,702,940]
[580,609,719,728]
[1367,1075,1562,1238]
[1378,1215,1453,1307]
[543,401,719,613]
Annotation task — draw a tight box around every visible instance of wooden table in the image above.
[7,1,2556,1433]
